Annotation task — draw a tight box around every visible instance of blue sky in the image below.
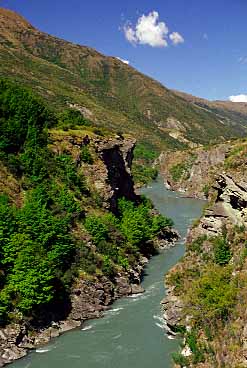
[2,0,247,101]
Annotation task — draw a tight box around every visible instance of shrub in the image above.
[202,184,210,198]
[56,154,87,193]
[80,145,94,164]
[186,329,205,364]
[118,197,173,248]
[102,255,115,278]
[213,236,231,265]
[186,265,237,324]
[132,163,158,186]
[167,270,184,293]
[133,143,158,162]
[187,235,207,253]
[169,162,187,182]
[172,352,189,367]
[84,215,109,245]
[57,109,90,129]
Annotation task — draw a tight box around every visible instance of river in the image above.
[11,177,205,368]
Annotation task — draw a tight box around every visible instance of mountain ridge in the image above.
[173,89,247,129]
[0,7,247,151]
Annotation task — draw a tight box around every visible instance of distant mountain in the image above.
[173,90,247,131]
[0,7,246,151]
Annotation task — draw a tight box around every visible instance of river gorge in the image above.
[10,177,205,368]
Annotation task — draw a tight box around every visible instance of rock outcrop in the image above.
[188,173,247,241]
[49,131,137,212]
[159,143,231,199]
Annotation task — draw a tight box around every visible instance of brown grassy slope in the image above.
[0,7,246,151]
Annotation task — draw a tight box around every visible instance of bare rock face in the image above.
[188,173,247,241]
[96,136,138,212]
[159,143,231,199]
[0,325,27,367]
[161,291,184,335]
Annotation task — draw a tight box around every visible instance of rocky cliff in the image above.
[49,130,137,212]
[159,138,247,199]
[161,140,247,367]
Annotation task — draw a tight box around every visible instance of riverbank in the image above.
[162,158,247,366]
[8,178,204,368]
[0,227,178,367]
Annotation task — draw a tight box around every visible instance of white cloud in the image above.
[229,94,247,102]
[203,33,208,40]
[124,11,171,47]
[124,25,137,44]
[123,11,184,48]
[116,57,130,65]
[169,32,184,45]
[135,11,169,47]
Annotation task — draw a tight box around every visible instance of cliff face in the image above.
[162,140,247,367]
[189,173,247,239]
[49,130,137,212]
[159,138,247,199]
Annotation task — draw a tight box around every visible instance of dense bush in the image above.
[172,352,189,367]
[186,265,237,324]
[169,162,187,182]
[84,198,173,273]
[132,163,158,186]
[84,216,109,245]
[56,154,87,193]
[0,188,76,319]
[118,197,173,249]
[186,329,205,364]
[133,143,158,162]
[187,235,207,253]
[0,79,54,154]
[0,81,85,322]
[57,109,91,130]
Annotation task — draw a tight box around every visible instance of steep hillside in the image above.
[0,7,246,153]
[161,140,247,367]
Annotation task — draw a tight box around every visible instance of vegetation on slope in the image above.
[168,226,247,367]
[0,6,246,159]
[0,79,173,326]
[132,142,159,186]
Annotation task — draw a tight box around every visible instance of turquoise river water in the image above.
[11,177,205,368]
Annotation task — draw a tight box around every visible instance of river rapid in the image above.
[11,177,205,368]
